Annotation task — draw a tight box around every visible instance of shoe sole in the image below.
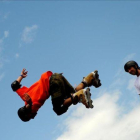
[92,70,101,88]
[85,88,94,108]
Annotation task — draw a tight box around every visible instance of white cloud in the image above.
[123,53,136,64]
[0,30,9,68]
[127,78,135,92]
[110,77,126,88]
[0,73,5,81]
[0,30,9,45]
[4,31,9,38]
[56,91,140,140]
[21,25,38,43]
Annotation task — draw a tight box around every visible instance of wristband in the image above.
[20,75,24,78]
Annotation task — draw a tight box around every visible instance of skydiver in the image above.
[11,68,101,122]
[124,60,140,95]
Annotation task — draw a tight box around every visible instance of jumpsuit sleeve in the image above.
[11,80,28,102]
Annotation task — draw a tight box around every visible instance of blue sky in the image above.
[1,1,140,140]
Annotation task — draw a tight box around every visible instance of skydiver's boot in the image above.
[72,88,93,108]
[82,70,101,88]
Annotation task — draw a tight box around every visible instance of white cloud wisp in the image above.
[0,72,5,81]
[0,30,9,68]
[56,91,140,140]
[21,25,38,44]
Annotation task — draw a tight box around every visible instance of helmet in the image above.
[124,60,139,72]
[17,106,31,122]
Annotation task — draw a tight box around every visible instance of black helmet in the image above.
[17,106,31,122]
[124,60,139,72]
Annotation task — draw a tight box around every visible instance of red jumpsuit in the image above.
[16,71,53,113]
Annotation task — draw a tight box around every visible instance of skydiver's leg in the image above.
[49,73,73,115]
[49,73,94,116]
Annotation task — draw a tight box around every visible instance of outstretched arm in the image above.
[11,68,28,91]
[17,68,28,83]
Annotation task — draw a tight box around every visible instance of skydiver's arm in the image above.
[11,68,28,91]
[17,68,28,83]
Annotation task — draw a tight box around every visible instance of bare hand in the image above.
[21,68,28,78]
